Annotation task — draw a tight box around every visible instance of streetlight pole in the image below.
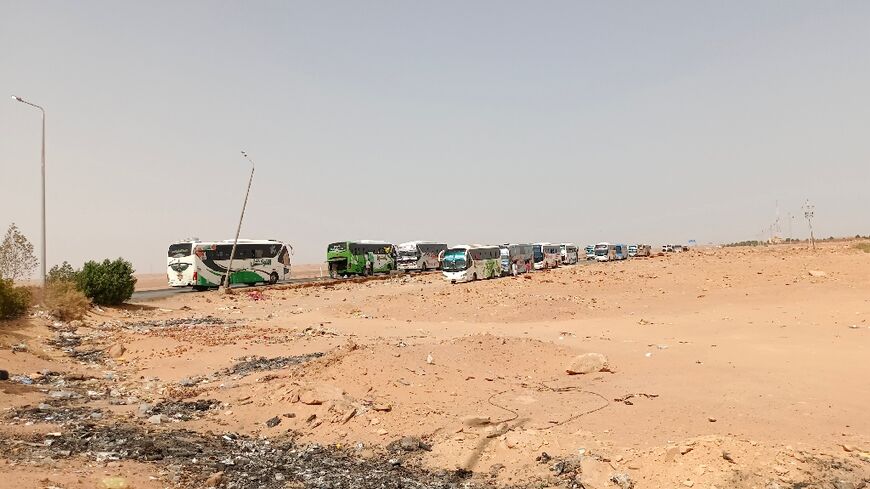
[12,95,46,287]
[221,151,255,293]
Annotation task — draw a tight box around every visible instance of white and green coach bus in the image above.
[167,239,292,290]
[442,245,502,283]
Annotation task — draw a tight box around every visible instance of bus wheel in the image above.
[269,272,279,284]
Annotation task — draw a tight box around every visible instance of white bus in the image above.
[499,244,534,276]
[533,243,561,270]
[168,239,292,290]
[396,241,448,272]
[442,245,501,283]
[594,242,616,262]
[560,243,580,265]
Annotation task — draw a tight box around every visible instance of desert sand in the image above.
[1,242,868,488]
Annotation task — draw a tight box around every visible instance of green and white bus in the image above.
[168,239,292,290]
[326,240,395,278]
[442,245,502,283]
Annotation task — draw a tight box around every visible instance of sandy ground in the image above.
[2,242,869,488]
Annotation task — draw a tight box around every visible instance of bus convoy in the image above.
[167,238,667,288]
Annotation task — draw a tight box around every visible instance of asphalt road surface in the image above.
[129,276,332,302]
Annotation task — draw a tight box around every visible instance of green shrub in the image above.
[854,242,870,253]
[77,258,137,306]
[0,278,31,320]
[48,261,80,284]
[45,280,90,320]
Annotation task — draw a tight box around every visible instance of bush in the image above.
[45,280,90,320]
[854,242,870,253]
[77,258,137,306]
[48,261,79,284]
[0,278,31,320]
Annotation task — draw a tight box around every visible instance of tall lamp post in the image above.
[221,151,255,293]
[12,95,47,286]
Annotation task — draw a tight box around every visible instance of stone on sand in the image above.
[566,353,608,375]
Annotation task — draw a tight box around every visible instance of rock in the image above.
[137,403,153,417]
[341,408,356,424]
[298,384,345,405]
[265,416,281,428]
[426,353,434,365]
[396,435,429,452]
[537,452,551,463]
[665,446,680,462]
[841,444,856,452]
[107,343,126,358]
[49,390,76,400]
[683,480,694,487]
[461,415,491,426]
[148,414,164,424]
[178,377,197,387]
[388,458,401,466]
[707,416,717,422]
[722,451,736,464]
[680,446,694,455]
[488,463,506,476]
[566,353,608,375]
[204,471,224,487]
[69,319,84,329]
[807,270,827,277]
[610,472,635,489]
[372,403,392,412]
[0,370,8,381]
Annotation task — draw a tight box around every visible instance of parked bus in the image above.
[168,239,292,289]
[396,241,447,272]
[594,242,616,262]
[628,244,638,257]
[533,243,561,269]
[560,243,579,265]
[327,240,395,278]
[442,245,501,283]
[499,244,534,276]
[585,245,596,260]
[614,244,630,260]
[635,244,652,257]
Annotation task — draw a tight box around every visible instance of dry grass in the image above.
[854,242,870,253]
[44,281,90,321]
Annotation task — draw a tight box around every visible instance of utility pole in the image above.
[803,199,815,250]
[221,151,255,293]
[11,95,46,287]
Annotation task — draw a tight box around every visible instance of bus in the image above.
[442,245,501,283]
[614,244,630,260]
[396,241,448,272]
[168,239,292,289]
[499,244,534,276]
[627,244,638,257]
[533,243,561,270]
[594,242,616,262]
[560,243,579,265]
[585,245,595,260]
[327,240,395,278]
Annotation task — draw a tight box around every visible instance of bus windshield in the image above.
[533,245,543,262]
[442,250,468,272]
[168,243,192,258]
[328,242,347,253]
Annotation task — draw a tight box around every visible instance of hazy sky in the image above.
[2,1,869,273]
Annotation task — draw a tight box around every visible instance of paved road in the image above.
[129,276,333,302]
